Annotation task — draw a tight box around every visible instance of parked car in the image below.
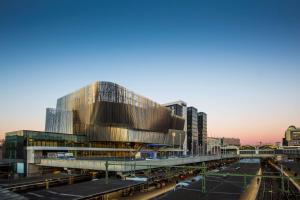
[174,181,190,191]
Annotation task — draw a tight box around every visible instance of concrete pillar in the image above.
[68,176,74,185]
[105,161,109,184]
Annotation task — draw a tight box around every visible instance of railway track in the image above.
[258,167,280,200]
[257,161,300,200]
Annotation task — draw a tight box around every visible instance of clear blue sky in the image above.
[0,0,300,144]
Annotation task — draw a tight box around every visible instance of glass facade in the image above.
[4,130,87,160]
[198,112,207,153]
[3,133,25,159]
[3,130,146,159]
[6,130,86,146]
[187,107,198,155]
[166,104,183,117]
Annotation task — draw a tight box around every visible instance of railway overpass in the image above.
[39,154,237,172]
[35,146,300,173]
[239,149,276,158]
[223,145,277,158]
[239,145,300,158]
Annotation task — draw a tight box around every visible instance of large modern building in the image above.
[283,125,300,146]
[197,112,207,154]
[187,107,198,155]
[45,81,185,148]
[3,81,186,175]
[163,101,187,155]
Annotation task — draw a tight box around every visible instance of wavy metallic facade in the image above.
[45,81,185,146]
[45,108,73,134]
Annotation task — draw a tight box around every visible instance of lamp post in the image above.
[192,141,194,157]
[179,132,182,157]
[172,132,176,157]
[199,144,201,156]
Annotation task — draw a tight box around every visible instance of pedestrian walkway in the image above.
[239,168,262,200]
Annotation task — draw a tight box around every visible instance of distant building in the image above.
[0,139,3,160]
[163,101,186,117]
[197,112,207,154]
[207,137,221,155]
[187,107,198,155]
[221,137,240,147]
[163,101,187,155]
[283,125,300,146]
[275,142,282,147]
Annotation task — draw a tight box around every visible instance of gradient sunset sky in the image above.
[0,0,300,144]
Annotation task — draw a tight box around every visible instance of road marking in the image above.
[180,188,240,195]
[27,192,44,198]
[46,190,83,197]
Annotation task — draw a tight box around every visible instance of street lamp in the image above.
[200,144,202,156]
[199,144,201,156]
[172,132,176,157]
[179,132,182,157]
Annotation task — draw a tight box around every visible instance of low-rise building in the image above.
[207,137,221,155]
[221,137,240,147]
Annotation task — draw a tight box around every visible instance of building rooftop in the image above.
[162,100,187,107]
[22,178,143,200]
